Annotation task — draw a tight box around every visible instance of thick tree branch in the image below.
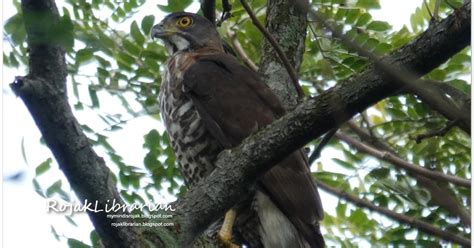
[240,0,304,99]
[317,181,470,246]
[176,3,471,244]
[258,0,308,108]
[14,0,146,246]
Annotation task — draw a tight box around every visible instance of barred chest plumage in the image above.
[158,51,222,187]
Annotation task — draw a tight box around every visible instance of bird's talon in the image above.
[217,232,239,248]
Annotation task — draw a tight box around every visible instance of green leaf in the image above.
[122,39,142,56]
[386,107,407,119]
[144,129,161,149]
[9,52,20,67]
[368,167,390,179]
[90,230,100,247]
[348,208,369,225]
[4,13,26,45]
[55,14,75,50]
[427,69,446,81]
[21,137,28,164]
[367,21,391,31]
[46,180,62,197]
[36,158,52,176]
[116,51,135,69]
[32,178,45,198]
[332,158,355,170]
[356,0,381,9]
[124,2,132,12]
[88,86,100,108]
[67,238,90,248]
[144,152,160,170]
[334,9,346,21]
[336,202,347,217]
[374,43,392,55]
[97,31,115,49]
[116,7,126,17]
[157,0,193,12]
[76,48,95,65]
[448,79,470,93]
[65,215,78,227]
[345,9,360,24]
[130,21,145,45]
[141,15,155,35]
[51,225,60,241]
[356,13,372,26]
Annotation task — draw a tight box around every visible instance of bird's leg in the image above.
[217,209,239,248]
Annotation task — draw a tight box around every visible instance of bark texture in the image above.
[15,0,145,247]
[258,0,307,108]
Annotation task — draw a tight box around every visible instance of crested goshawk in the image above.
[152,12,324,248]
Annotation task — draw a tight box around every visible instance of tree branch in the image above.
[176,3,471,244]
[226,29,258,72]
[317,181,470,246]
[407,79,470,134]
[346,120,397,153]
[304,2,471,134]
[414,175,471,227]
[335,132,470,188]
[414,119,459,143]
[258,0,308,108]
[201,0,216,24]
[14,0,146,246]
[344,122,471,227]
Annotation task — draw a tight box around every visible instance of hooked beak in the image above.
[151,22,174,39]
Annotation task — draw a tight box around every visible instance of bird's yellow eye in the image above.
[177,16,193,28]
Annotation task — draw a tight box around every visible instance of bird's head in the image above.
[151,12,223,55]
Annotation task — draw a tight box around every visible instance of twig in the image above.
[424,0,434,20]
[408,79,470,134]
[414,119,459,143]
[317,181,471,246]
[201,0,216,24]
[434,0,441,19]
[345,121,471,227]
[346,120,396,153]
[217,0,233,26]
[226,30,258,72]
[335,132,471,188]
[239,0,305,99]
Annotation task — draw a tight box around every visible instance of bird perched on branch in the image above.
[152,12,324,248]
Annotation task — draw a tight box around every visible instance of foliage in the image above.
[3,0,470,247]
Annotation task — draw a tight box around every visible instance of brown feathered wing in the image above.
[182,53,324,247]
